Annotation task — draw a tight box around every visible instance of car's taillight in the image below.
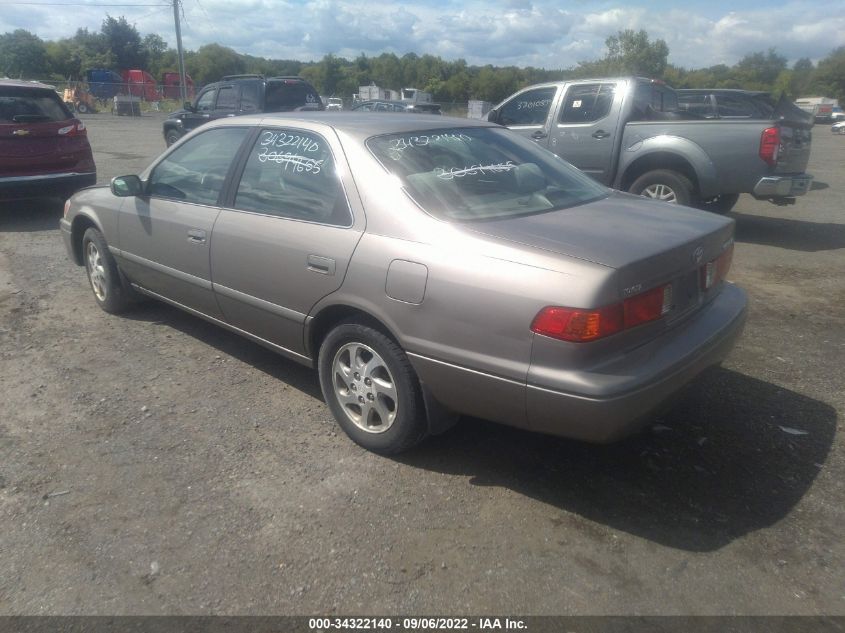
[531,284,673,343]
[57,121,87,137]
[759,126,779,166]
[700,243,734,290]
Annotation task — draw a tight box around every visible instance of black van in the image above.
[163,75,323,146]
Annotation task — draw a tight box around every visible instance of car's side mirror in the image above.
[111,175,144,197]
[183,101,195,112]
[486,108,499,124]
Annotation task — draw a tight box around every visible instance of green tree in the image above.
[814,47,845,101]
[186,43,245,85]
[142,33,169,77]
[575,29,669,78]
[0,30,48,78]
[101,15,146,69]
[734,49,788,89]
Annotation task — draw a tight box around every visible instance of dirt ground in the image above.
[0,113,843,616]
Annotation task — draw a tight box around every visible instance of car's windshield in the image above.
[366,126,608,222]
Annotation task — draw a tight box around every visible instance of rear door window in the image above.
[497,87,557,126]
[233,128,351,226]
[558,83,616,123]
[215,86,238,112]
[240,82,260,113]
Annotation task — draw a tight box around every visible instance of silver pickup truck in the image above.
[487,77,813,212]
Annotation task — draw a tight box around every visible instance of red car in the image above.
[0,79,96,201]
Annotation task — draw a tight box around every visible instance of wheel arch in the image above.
[69,214,104,266]
[619,151,701,195]
[306,302,459,436]
[306,303,401,360]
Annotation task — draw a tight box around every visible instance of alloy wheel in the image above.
[331,342,399,433]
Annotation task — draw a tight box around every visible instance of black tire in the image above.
[165,129,182,146]
[697,193,739,214]
[81,227,130,314]
[628,169,696,207]
[318,321,428,454]
[76,102,90,114]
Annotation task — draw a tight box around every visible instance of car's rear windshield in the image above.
[265,81,322,111]
[0,87,71,123]
[366,126,608,222]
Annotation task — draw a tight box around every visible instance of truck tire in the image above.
[165,129,182,146]
[697,193,739,214]
[628,169,696,207]
[76,102,90,114]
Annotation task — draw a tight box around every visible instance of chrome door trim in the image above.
[118,250,212,290]
[212,282,307,324]
[130,283,313,366]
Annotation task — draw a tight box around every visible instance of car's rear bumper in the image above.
[526,283,747,442]
[0,171,96,200]
[753,173,812,198]
[410,282,746,444]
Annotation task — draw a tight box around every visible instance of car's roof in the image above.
[0,79,57,91]
[212,111,495,140]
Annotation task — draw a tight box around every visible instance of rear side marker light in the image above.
[532,284,673,343]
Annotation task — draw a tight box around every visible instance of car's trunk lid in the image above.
[461,192,735,312]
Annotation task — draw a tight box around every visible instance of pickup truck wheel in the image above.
[76,102,90,114]
[318,322,428,454]
[698,193,739,214]
[82,228,130,314]
[629,170,695,207]
[165,129,182,146]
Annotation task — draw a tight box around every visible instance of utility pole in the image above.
[173,0,188,103]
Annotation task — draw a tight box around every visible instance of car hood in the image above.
[459,191,734,271]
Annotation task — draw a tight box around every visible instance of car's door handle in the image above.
[592,130,610,139]
[307,254,336,275]
[187,228,206,244]
[531,130,548,140]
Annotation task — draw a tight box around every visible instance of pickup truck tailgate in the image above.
[774,96,813,174]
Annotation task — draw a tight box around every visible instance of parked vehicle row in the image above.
[486,77,814,213]
[61,112,746,454]
[85,68,196,102]
[351,100,442,115]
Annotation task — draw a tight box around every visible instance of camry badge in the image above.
[12,129,30,136]
[692,246,704,265]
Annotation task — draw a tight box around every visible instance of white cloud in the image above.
[1,0,843,71]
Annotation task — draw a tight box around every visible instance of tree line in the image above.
[1,18,844,105]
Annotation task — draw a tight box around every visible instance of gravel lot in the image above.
[1,113,843,615]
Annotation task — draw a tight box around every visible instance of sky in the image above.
[1,0,844,69]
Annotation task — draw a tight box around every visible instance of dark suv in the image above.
[0,79,96,201]
[163,75,323,145]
